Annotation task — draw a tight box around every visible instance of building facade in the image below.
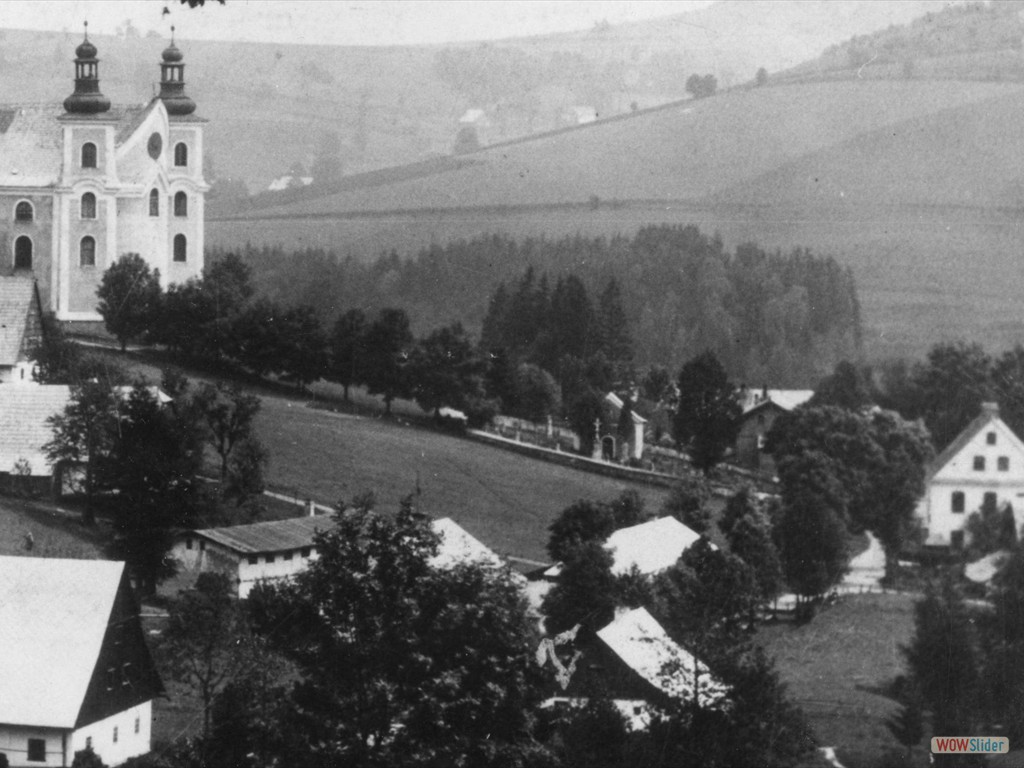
[0,26,206,326]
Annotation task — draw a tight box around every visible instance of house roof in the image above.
[0,276,38,366]
[928,402,1014,480]
[429,517,503,569]
[596,607,728,707]
[194,515,330,555]
[604,516,704,576]
[605,392,647,424]
[0,384,71,474]
[740,389,814,415]
[0,556,125,728]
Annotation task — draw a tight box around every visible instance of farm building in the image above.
[172,514,505,598]
[540,607,727,730]
[0,556,163,767]
[0,384,71,489]
[0,28,206,328]
[733,387,814,473]
[915,402,1024,548]
[0,276,44,384]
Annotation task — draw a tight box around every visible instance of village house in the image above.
[594,391,647,462]
[540,607,728,730]
[0,27,207,330]
[733,386,814,473]
[915,402,1024,549]
[0,384,71,490]
[0,557,163,767]
[172,513,504,598]
[0,276,44,384]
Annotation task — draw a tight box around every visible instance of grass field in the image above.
[0,497,105,560]
[758,592,920,768]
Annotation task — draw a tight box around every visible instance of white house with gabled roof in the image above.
[915,402,1024,548]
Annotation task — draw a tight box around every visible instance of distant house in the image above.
[915,402,1024,549]
[0,556,163,767]
[570,105,598,124]
[541,607,727,730]
[172,514,504,598]
[0,276,44,384]
[266,174,313,192]
[543,516,705,580]
[734,386,814,473]
[0,383,71,488]
[595,391,647,462]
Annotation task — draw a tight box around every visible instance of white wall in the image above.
[0,725,67,767]
[170,536,318,598]
[70,700,152,767]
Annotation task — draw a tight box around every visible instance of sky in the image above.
[0,1,715,47]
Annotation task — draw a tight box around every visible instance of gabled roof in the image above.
[0,556,125,728]
[0,384,71,473]
[605,516,704,576]
[194,515,329,555]
[929,402,1023,480]
[429,517,503,569]
[0,276,39,366]
[596,607,728,708]
[740,389,814,415]
[605,392,647,424]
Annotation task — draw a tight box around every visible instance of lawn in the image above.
[757,592,920,768]
[0,496,105,560]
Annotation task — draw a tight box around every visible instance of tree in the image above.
[966,497,1017,558]
[887,687,924,765]
[198,252,256,360]
[161,572,252,738]
[252,499,554,767]
[70,747,107,768]
[596,278,633,366]
[329,308,368,402]
[547,499,616,563]
[453,126,480,154]
[510,363,561,422]
[809,360,873,411]
[662,474,713,533]
[225,437,269,508]
[362,308,413,414]
[33,312,83,384]
[191,382,262,484]
[96,253,162,351]
[755,67,769,86]
[673,351,741,472]
[685,73,717,99]
[727,507,783,609]
[565,386,604,456]
[408,323,486,416]
[542,541,617,637]
[278,305,328,390]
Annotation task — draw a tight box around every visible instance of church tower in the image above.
[62,22,111,115]
[158,28,197,117]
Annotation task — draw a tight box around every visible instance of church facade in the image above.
[0,26,207,325]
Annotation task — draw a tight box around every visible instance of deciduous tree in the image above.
[673,351,741,473]
[96,253,162,351]
[329,308,368,402]
[362,308,413,414]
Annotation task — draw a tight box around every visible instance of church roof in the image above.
[0,384,72,474]
[0,276,39,366]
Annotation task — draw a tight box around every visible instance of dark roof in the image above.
[194,516,331,554]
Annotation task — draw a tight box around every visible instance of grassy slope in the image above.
[0,497,104,559]
[758,593,918,768]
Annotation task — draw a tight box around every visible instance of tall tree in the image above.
[662,474,713,533]
[673,351,741,473]
[407,323,486,416]
[809,360,874,411]
[542,541,618,637]
[547,499,617,563]
[96,253,162,351]
[596,277,633,366]
[329,308,368,402]
[277,305,328,390]
[191,382,262,484]
[362,308,414,414]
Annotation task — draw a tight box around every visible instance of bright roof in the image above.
[0,276,38,366]
[429,517,503,569]
[597,607,728,707]
[740,389,815,414]
[0,556,124,728]
[604,516,703,576]
[0,384,71,474]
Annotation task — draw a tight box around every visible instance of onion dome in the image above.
[64,22,111,115]
[158,27,196,116]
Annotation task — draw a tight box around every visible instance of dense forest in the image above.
[219,225,861,387]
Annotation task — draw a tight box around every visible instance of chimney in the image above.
[982,402,1000,416]
[305,499,316,517]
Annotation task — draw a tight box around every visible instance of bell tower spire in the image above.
[63,21,111,115]
[159,27,197,116]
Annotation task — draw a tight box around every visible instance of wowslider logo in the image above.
[931,737,1009,754]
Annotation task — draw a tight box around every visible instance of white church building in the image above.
[0,25,207,328]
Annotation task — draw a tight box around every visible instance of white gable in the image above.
[932,415,1024,482]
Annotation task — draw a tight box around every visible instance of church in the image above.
[0,25,207,328]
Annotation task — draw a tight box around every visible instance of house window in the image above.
[999,456,1010,471]
[951,530,965,550]
[173,234,187,262]
[988,432,997,445]
[174,142,188,167]
[14,236,32,269]
[266,554,275,564]
[173,191,187,217]
[974,456,986,471]
[185,538,192,550]
[984,492,998,509]
[149,189,159,217]
[135,716,141,734]
[301,547,311,558]
[113,726,118,744]
[81,192,97,219]
[85,737,92,750]
[247,555,257,565]
[80,236,96,267]
[952,491,965,513]
[199,540,205,552]
[27,738,45,762]
[15,201,33,221]
[284,551,293,561]
[81,142,97,168]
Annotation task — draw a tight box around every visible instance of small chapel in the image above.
[0,24,207,329]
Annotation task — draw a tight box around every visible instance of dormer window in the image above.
[15,201,33,222]
[174,142,188,167]
[81,142,97,169]
[149,189,159,217]
[173,191,187,217]
[81,192,96,219]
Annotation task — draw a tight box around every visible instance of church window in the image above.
[174,142,188,167]
[15,201,33,222]
[149,189,159,217]
[81,142,97,169]
[173,191,187,217]
[173,234,187,262]
[80,236,96,267]
[81,192,96,219]
[14,236,32,269]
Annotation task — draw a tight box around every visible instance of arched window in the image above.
[173,191,187,217]
[14,236,32,269]
[81,142,97,169]
[173,234,187,262]
[80,236,96,267]
[14,201,33,222]
[149,189,160,217]
[174,142,188,167]
[81,192,96,219]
